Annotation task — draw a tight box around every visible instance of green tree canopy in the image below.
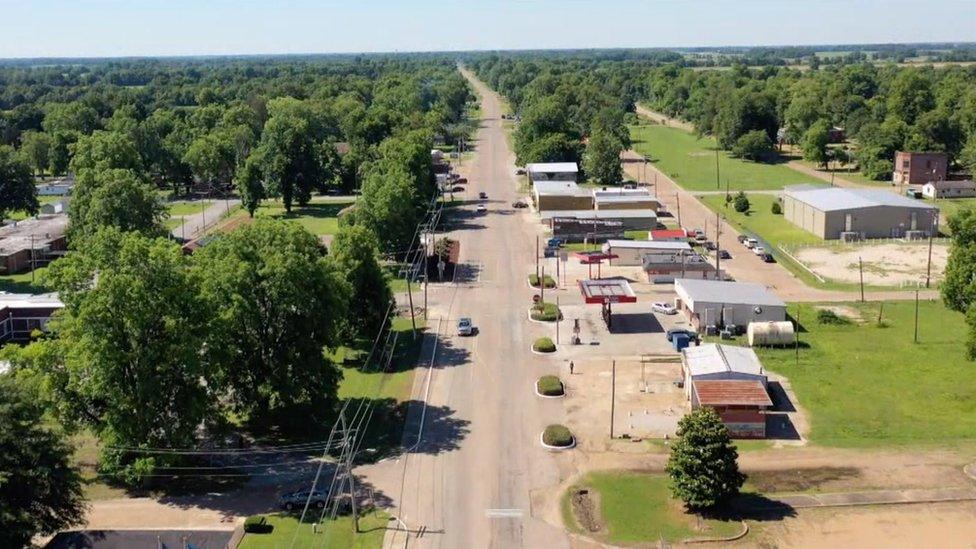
[18,130,52,176]
[0,144,39,219]
[730,130,772,161]
[330,225,393,340]
[801,120,831,167]
[666,407,745,509]
[0,376,86,548]
[191,220,349,428]
[68,169,167,241]
[583,127,624,185]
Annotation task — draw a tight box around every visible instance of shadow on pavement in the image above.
[610,312,665,335]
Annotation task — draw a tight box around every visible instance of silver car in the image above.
[457,317,474,336]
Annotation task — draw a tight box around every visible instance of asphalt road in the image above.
[376,68,573,549]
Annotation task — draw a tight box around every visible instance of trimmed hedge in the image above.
[530,301,561,322]
[543,424,574,447]
[528,274,556,289]
[533,337,556,353]
[537,375,564,396]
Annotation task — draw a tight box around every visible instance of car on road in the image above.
[546,237,564,248]
[666,328,700,344]
[451,186,464,192]
[456,317,474,336]
[476,204,487,213]
[651,302,677,315]
[703,241,717,251]
[744,238,758,249]
[759,252,776,263]
[479,191,488,199]
[512,200,528,208]
[753,245,766,255]
[717,249,732,260]
[278,489,329,511]
[737,234,748,244]
[455,177,467,185]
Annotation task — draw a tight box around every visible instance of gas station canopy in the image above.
[578,278,637,304]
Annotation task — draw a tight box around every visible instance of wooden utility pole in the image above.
[541,265,546,304]
[715,211,722,276]
[610,360,617,439]
[858,257,865,302]
[925,230,934,288]
[914,290,920,343]
[406,276,417,336]
[675,192,682,226]
[536,235,540,280]
[715,148,721,190]
[556,295,561,344]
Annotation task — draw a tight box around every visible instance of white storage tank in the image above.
[747,321,795,347]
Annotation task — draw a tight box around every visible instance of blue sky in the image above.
[1,0,974,58]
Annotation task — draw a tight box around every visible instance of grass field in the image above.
[562,472,741,544]
[0,266,52,293]
[630,122,821,192]
[238,510,389,549]
[166,199,214,217]
[926,197,976,233]
[756,301,976,447]
[699,194,820,247]
[251,199,354,236]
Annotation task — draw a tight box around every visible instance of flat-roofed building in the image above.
[0,215,68,275]
[602,239,691,266]
[0,292,63,341]
[682,343,771,438]
[591,188,660,211]
[922,180,976,199]
[674,278,786,331]
[542,210,658,242]
[642,252,723,283]
[782,185,938,240]
[526,162,578,182]
[532,180,594,212]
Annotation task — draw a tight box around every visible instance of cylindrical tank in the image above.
[747,321,795,347]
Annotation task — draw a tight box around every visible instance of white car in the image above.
[744,238,758,249]
[651,302,677,315]
[476,204,487,213]
[456,317,474,336]
[753,246,766,255]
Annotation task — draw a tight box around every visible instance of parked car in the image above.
[623,183,637,190]
[703,241,717,251]
[736,234,748,244]
[455,177,468,185]
[666,328,700,344]
[451,186,465,192]
[476,204,487,213]
[512,200,528,208]
[759,252,776,263]
[547,237,564,248]
[651,302,677,315]
[515,168,526,175]
[744,238,758,249]
[278,490,329,511]
[478,191,487,199]
[753,246,766,255]
[456,317,474,336]
[717,249,732,259]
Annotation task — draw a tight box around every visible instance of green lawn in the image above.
[250,199,354,236]
[563,472,741,544]
[699,194,821,247]
[0,267,52,293]
[630,122,821,191]
[756,301,976,447]
[8,196,61,221]
[926,197,976,233]
[238,511,390,549]
[166,200,214,217]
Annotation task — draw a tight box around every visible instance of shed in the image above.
[674,278,786,331]
[690,379,772,438]
[922,180,976,199]
[782,185,938,240]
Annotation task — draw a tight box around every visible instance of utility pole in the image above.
[536,235,540,280]
[406,275,417,336]
[858,257,865,302]
[914,290,920,343]
[925,229,934,288]
[540,265,546,304]
[556,295,561,344]
[714,148,721,190]
[715,211,721,276]
[30,234,35,284]
[610,360,616,439]
[675,192,682,227]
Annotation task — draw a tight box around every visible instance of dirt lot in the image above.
[793,242,948,286]
[755,501,976,549]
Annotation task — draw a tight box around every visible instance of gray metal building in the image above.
[783,185,939,240]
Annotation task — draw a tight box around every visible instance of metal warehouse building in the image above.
[526,162,578,182]
[591,188,660,211]
[782,185,939,240]
[682,343,772,438]
[531,180,594,212]
[674,278,786,331]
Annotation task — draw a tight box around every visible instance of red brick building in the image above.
[893,151,948,186]
[690,380,773,438]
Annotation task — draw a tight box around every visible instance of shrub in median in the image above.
[533,337,556,353]
[537,375,564,396]
[543,424,574,447]
[529,274,556,289]
[530,301,561,322]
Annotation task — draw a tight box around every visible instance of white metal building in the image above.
[602,239,691,266]
[922,180,976,199]
[674,278,786,330]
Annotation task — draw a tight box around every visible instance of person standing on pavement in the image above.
[569,361,575,375]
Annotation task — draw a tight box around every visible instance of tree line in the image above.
[0,55,472,546]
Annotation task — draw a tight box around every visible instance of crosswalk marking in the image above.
[485,508,523,518]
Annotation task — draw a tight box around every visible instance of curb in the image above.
[534,380,565,399]
[683,521,749,544]
[540,432,576,451]
[526,279,556,292]
[531,346,557,356]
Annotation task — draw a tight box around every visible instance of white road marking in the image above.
[485,508,523,518]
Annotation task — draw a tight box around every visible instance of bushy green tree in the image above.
[0,377,86,548]
[331,225,392,339]
[0,144,39,219]
[801,120,831,167]
[68,169,167,240]
[730,130,772,161]
[666,407,745,509]
[583,127,623,185]
[733,191,750,213]
[191,221,349,428]
[19,130,52,176]
[43,229,214,482]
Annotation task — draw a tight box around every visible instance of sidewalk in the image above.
[746,486,976,510]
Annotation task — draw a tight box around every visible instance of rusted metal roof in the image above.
[693,379,772,407]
